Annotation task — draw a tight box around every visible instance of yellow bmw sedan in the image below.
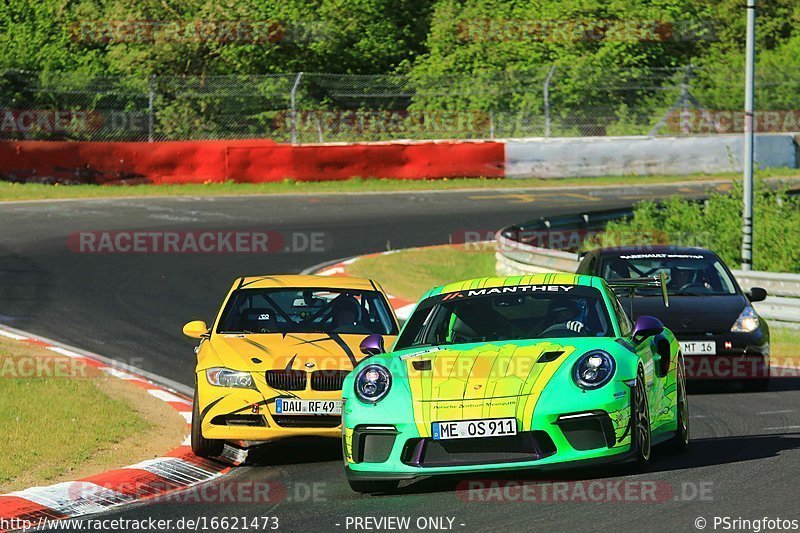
[183,275,399,457]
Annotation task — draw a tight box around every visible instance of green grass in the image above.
[346,245,497,302]
[772,326,800,367]
[0,339,151,489]
[3,168,800,201]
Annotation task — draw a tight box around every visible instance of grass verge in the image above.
[343,244,800,367]
[3,168,800,202]
[346,245,496,302]
[0,337,186,493]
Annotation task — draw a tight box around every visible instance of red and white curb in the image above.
[313,252,416,320]
[0,325,245,531]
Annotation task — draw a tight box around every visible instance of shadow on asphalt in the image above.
[245,437,342,466]
[388,432,800,496]
[687,376,800,394]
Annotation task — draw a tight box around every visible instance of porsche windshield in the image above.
[395,285,613,350]
[216,288,398,335]
[598,253,737,296]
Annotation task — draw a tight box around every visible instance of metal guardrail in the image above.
[495,212,800,327]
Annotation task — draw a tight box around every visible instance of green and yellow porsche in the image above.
[342,274,689,493]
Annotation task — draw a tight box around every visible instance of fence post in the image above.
[489,111,495,140]
[148,74,156,142]
[544,65,555,139]
[290,72,304,144]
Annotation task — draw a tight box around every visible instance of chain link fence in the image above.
[2,66,799,142]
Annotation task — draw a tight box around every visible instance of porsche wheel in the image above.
[632,366,651,465]
[191,388,224,458]
[667,353,690,453]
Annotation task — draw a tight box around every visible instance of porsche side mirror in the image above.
[360,334,385,356]
[631,316,664,344]
[748,287,767,302]
[183,320,209,339]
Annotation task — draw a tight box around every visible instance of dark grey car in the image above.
[577,246,770,391]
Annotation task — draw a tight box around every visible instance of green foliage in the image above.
[2,0,800,139]
[598,181,800,273]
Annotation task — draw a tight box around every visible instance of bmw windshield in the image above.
[216,288,398,335]
[395,285,613,350]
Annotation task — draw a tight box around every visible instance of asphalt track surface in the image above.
[2,181,799,532]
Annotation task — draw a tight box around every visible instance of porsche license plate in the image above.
[275,398,342,415]
[432,418,517,440]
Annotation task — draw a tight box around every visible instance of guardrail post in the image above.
[148,74,156,143]
[544,66,555,139]
[290,72,304,144]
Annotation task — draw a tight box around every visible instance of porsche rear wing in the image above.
[606,272,670,308]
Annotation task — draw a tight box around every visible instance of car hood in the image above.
[391,338,619,425]
[623,295,746,334]
[206,332,393,371]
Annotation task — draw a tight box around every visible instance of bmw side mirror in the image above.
[183,320,209,339]
[631,316,664,344]
[359,334,385,356]
[748,287,767,302]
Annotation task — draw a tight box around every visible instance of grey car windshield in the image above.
[599,253,737,296]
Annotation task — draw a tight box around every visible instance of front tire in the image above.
[667,353,690,453]
[631,366,652,466]
[191,388,224,458]
[347,479,400,494]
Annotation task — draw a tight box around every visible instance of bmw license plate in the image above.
[275,398,342,415]
[432,418,517,440]
[679,341,716,355]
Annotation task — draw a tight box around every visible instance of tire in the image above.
[631,366,652,466]
[191,388,224,458]
[666,353,690,453]
[347,479,400,494]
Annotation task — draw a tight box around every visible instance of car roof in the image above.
[236,274,379,291]
[590,245,717,257]
[422,274,604,300]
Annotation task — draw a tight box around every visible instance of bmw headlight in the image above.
[731,306,760,333]
[354,364,391,403]
[573,350,616,390]
[206,367,254,388]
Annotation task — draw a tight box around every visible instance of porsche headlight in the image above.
[354,364,391,403]
[573,350,616,390]
[206,367,254,388]
[731,306,760,333]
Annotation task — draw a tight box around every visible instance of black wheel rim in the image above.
[635,371,651,460]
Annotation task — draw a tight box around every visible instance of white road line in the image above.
[147,389,191,405]
[757,410,793,415]
[46,346,85,359]
[0,329,27,340]
[690,415,709,419]
[763,425,800,431]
